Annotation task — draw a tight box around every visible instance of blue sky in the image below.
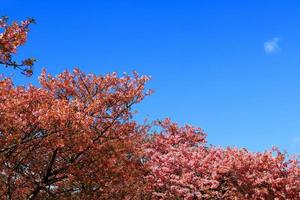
[2,1,300,154]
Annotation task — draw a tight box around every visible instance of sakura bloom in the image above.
[0,17,299,200]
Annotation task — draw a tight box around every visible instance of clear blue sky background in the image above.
[2,1,300,154]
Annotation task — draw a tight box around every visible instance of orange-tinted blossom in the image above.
[0,17,35,76]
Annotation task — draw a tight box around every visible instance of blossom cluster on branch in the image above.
[0,16,35,76]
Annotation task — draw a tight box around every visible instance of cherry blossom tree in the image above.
[0,69,151,199]
[144,119,300,199]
